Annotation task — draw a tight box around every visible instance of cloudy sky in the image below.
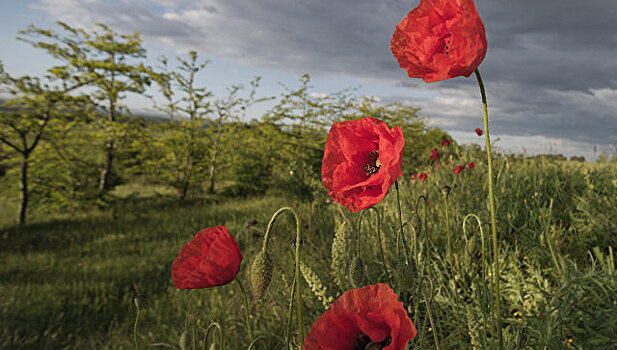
[1,0,616,160]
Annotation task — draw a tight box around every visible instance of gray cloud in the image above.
[29,0,617,152]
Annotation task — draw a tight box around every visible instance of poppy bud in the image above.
[179,330,190,350]
[441,185,451,199]
[398,261,417,291]
[250,251,273,300]
[466,236,477,256]
[331,221,351,289]
[349,257,369,288]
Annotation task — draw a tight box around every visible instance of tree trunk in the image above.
[18,154,29,225]
[208,129,222,194]
[99,140,114,196]
[99,97,116,197]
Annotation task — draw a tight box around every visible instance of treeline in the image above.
[0,22,449,225]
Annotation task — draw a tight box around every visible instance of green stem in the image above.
[133,299,140,350]
[544,199,561,274]
[248,336,269,350]
[395,180,410,265]
[422,278,441,350]
[285,274,297,350]
[360,208,392,285]
[444,196,451,258]
[203,322,224,350]
[372,208,392,286]
[236,279,253,342]
[261,207,304,348]
[474,68,502,348]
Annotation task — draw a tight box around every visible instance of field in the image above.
[1,156,616,349]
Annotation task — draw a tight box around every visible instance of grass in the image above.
[1,155,616,349]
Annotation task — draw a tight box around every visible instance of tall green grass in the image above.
[1,156,616,349]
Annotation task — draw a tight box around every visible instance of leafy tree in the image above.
[151,52,211,199]
[19,21,151,197]
[0,62,88,224]
[208,77,269,193]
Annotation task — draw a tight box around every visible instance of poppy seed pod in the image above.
[398,261,418,291]
[250,251,273,300]
[349,257,369,288]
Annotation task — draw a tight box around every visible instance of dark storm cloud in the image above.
[32,0,617,147]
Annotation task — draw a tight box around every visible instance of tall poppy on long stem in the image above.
[391,0,503,347]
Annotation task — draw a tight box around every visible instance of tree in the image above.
[151,52,211,199]
[0,62,87,224]
[208,77,269,193]
[19,22,151,197]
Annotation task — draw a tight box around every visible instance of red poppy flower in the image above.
[440,139,450,146]
[468,162,475,169]
[475,128,483,136]
[391,0,487,83]
[454,165,465,176]
[429,148,439,161]
[322,117,404,212]
[418,172,428,181]
[436,163,442,168]
[303,283,416,350]
[445,160,451,165]
[411,174,416,178]
[172,226,242,289]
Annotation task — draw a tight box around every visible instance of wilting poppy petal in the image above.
[303,284,417,350]
[475,128,483,136]
[322,117,404,212]
[391,0,487,83]
[172,226,242,289]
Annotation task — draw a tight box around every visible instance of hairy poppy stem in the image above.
[235,279,253,342]
[261,207,304,348]
[474,68,503,348]
[133,298,140,350]
[203,322,224,350]
[443,196,451,258]
[395,180,410,265]
[360,207,392,286]
[248,336,269,350]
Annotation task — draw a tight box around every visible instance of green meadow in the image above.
[2,156,616,349]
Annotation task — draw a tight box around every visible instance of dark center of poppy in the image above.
[444,37,451,56]
[363,150,381,177]
[352,334,392,350]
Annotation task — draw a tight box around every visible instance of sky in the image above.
[1,0,616,161]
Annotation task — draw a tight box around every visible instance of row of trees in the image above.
[0,22,447,225]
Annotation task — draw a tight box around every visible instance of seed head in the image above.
[250,251,273,300]
[348,256,369,288]
[398,261,418,291]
